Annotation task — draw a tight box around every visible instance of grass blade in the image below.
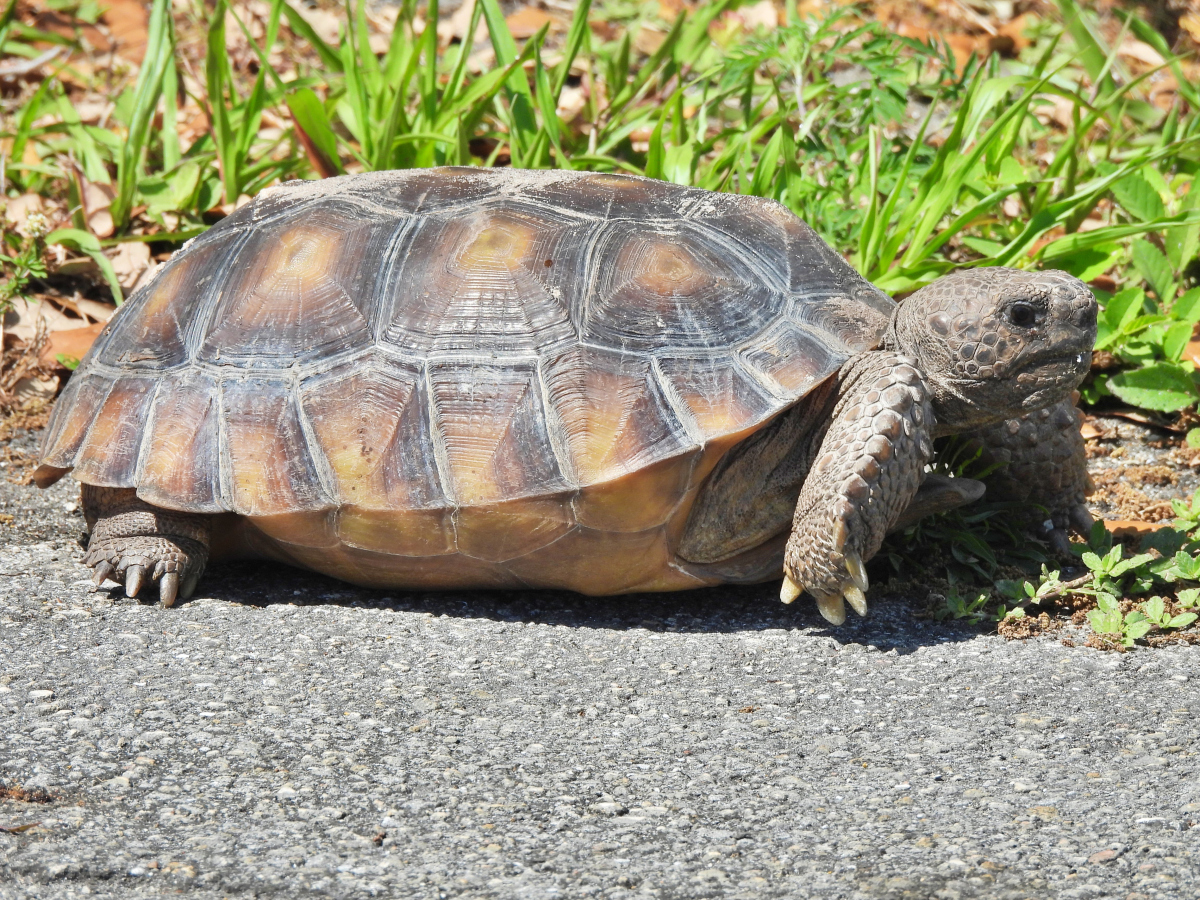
[110,0,172,230]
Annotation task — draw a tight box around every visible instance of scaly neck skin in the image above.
[882,316,997,437]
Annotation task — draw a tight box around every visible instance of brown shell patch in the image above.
[582,222,782,351]
[384,206,577,353]
[96,238,229,369]
[300,362,447,512]
[657,356,777,440]
[71,377,157,487]
[138,373,222,512]
[200,204,396,364]
[222,379,332,516]
[741,321,842,397]
[544,346,690,488]
[37,371,113,471]
[429,360,568,506]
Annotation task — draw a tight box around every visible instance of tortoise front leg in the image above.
[783,352,934,624]
[81,485,211,606]
[962,397,1094,553]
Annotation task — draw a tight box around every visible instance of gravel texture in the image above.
[1,424,1199,900]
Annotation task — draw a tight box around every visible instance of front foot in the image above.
[81,485,211,607]
[783,354,934,625]
[85,534,207,606]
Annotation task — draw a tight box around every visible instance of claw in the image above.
[160,572,180,608]
[182,573,199,600]
[815,591,846,626]
[92,561,115,587]
[780,575,803,605]
[844,584,868,617]
[844,550,868,592]
[125,565,146,598]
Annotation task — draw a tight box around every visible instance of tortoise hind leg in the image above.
[81,485,211,606]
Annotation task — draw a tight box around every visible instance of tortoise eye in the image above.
[1009,302,1037,328]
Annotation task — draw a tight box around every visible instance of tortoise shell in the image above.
[36,169,894,594]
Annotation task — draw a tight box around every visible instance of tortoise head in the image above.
[884,267,1097,432]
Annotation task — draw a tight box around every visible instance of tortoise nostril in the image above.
[1075,304,1097,330]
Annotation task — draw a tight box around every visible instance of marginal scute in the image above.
[741,320,842,397]
[544,346,691,490]
[222,379,333,516]
[454,497,575,562]
[336,507,454,557]
[656,356,776,440]
[138,373,222,512]
[300,362,447,512]
[71,377,158,487]
[36,371,112,472]
[429,360,568,506]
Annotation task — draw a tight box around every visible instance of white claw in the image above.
[780,576,803,605]
[844,550,868,592]
[844,585,868,617]
[815,592,847,626]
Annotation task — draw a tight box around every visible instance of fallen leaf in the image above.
[2,297,94,344]
[505,6,555,39]
[1080,422,1103,440]
[1182,13,1200,44]
[100,0,149,64]
[1106,521,1169,538]
[41,321,105,368]
[82,182,115,239]
[724,0,778,31]
[12,375,59,404]
[1118,39,1164,68]
[110,241,151,289]
[3,194,45,234]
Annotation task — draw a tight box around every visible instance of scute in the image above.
[582,220,784,351]
[383,203,581,354]
[199,201,400,365]
[36,168,896,532]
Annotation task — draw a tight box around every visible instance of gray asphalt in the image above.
[1,426,1198,900]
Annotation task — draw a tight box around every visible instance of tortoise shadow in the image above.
[124,558,986,655]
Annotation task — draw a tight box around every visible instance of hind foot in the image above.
[81,486,211,607]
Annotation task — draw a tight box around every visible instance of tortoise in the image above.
[33,168,1098,625]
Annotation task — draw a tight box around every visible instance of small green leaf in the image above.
[1131,238,1176,303]
[1162,321,1193,362]
[1123,613,1153,641]
[1080,551,1103,572]
[1178,588,1200,608]
[1172,288,1200,325]
[1112,171,1166,222]
[1143,595,1166,623]
[1167,613,1198,629]
[1107,362,1200,413]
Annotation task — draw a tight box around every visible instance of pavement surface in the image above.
[1,425,1199,900]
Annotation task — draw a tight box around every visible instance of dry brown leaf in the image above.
[40,321,105,367]
[1182,13,1200,44]
[1106,520,1169,538]
[12,375,59,404]
[1118,39,1164,67]
[2,298,93,344]
[289,3,342,46]
[506,6,556,39]
[110,241,151,289]
[82,181,115,239]
[100,0,149,64]
[3,194,44,234]
[723,0,779,32]
[634,24,666,55]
